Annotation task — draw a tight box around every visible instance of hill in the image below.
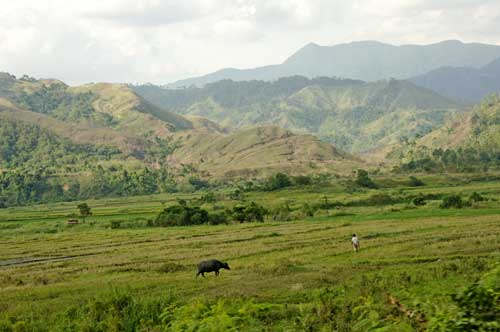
[135,77,462,153]
[387,94,500,171]
[0,73,361,206]
[168,40,500,87]
[169,125,359,177]
[410,58,500,103]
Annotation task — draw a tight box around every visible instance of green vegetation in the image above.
[440,195,464,209]
[134,78,461,152]
[77,203,92,223]
[429,266,500,331]
[393,94,500,172]
[0,174,499,330]
[1,73,364,194]
[355,169,377,189]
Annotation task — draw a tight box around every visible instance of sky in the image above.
[1,0,499,85]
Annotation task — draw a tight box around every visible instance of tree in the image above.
[231,202,267,223]
[264,173,292,191]
[355,169,377,189]
[440,195,463,209]
[77,203,92,223]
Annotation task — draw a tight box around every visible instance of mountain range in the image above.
[168,40,500,88]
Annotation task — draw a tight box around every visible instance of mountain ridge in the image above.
[135,77,462,153]
[166,40,500,88]
[410,57,500,103]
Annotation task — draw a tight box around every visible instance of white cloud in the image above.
[0,0,498,84]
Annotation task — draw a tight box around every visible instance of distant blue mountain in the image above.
[410,58,500,103]
[167,40,500,88]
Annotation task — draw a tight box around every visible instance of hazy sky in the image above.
[1,0,499,85]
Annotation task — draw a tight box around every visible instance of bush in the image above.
[208,212,228,225]
[301,203,316,217]
[429,266,500,332]
[408,176,425,187]
[199,192,216,203]
[412,195,427,206]
[154,204,209,226]
[355,169,377,189]
[440,195,464,209]
[366,193,396,206]
[264,173,292,191]
[469,192,486,202]
[229,189,244,200]
[231,202,268,223]
[188,176,210,190]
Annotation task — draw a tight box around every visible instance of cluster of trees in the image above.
[152,200,268,227]
[0,117,118,169]
[398,148,500,173]
[0,165,178,207]
[10,83,116,126]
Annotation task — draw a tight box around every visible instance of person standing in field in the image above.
[352,233,360,252]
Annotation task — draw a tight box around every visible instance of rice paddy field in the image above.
[0,174,499,331]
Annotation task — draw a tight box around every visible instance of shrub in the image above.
[440,195,463,209]
[188,176,210,190]
[229,189,244,200]
[231,202,268,223]
[301,203,316,217]
[355,169,377,189]
[208,212,228,225]
[429,266,500,332]
[199,192,216,203]
[408,176,425,187]
[469,192,486,202]
[154,204,209,226]
[412,195,427,206]
[366,193,396,206]
[264,173,292,191]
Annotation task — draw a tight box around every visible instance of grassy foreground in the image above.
[0,175,499,331]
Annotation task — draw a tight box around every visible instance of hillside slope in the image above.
[410,58,500,103]
[386,94,500,169]
[0,73,358,179]
[169,126,360,177]
[168,40,500,87]
[135,78,462,153]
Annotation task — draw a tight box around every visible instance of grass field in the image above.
[0,174,499,331]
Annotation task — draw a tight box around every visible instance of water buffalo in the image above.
[196,259,230,277]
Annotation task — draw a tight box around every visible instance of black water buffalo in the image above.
[196,259,230,277]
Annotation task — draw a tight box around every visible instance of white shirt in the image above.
[352,236,359,245]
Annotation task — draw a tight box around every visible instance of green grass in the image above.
[0,175,499,330]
